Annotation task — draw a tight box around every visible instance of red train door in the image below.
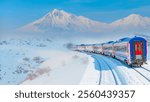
[134,42,143,59]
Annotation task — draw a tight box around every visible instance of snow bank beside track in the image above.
[22,51,88,85]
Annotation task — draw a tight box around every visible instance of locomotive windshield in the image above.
[134,41,143,59]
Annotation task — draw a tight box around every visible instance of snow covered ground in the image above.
[0,38,51,84]
[0,38,88,85]
[0,38,150,85]
[22,50,88,85]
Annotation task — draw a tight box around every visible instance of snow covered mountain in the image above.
[110,14,150,33]
[20,9,150,36]
[20,9,107,33]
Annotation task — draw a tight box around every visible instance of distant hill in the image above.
[19,9,150,38]
[20,9,107,33]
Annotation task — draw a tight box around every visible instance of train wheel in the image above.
[129,64,133,68]
[139,64,142,67]
[124,60,128,65]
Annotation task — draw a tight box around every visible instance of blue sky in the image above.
[0,0,150,31]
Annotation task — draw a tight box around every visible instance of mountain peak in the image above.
[20,9,150,34]
[43,9,71,20]
[51,9,65,15]
[110,13,150,33]
[21,9,106,33]
[111,14,145,26]
[126,14,143,20]
[128,14,141,17]
[52,9,60,12]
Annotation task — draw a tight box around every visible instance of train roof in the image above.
[102,41,115,45]
[80,44,86,46]
[77,36,146,46]
[115,36,146,43]
[93,43,102,46]
[79,44,95,46]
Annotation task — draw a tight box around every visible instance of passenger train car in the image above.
[74,44,86,52]
[113,37,147,66]
[86,44,95,53]
[73,36,147,66]
[93,44,103,54]
[102,41,114,56]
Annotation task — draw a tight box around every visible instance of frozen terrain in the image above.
[0,38,89,84]
[22,50,88,85]
[0,38,51,84]
[1,9,150,85]
[0,38,149,85]
[80,54,150,85]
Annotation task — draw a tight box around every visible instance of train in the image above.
[73,36,148,67]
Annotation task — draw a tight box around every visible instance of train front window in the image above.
[138,43,142,51]
[134,42,143,55]
[134,41,143,60]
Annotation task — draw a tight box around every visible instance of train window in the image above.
[135,42,142,51]
[134,42,143,55]
[103,46,112,50]
[94,46,99,50]
[114,45,127,52]
[135,45,137,51]
[138,43,142,51]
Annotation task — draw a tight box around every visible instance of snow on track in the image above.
[93,55,117,85]
[133,67,150,82]
[93,54,127,85]
[80,56,100,85]
[107,56,150,84]
[80,53,150,85]
[105,56,150,84]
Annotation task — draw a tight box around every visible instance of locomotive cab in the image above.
[130,37,147,66]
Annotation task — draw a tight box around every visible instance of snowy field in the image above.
[22,50,88,85]
[0,38,88,85]
[0,38,150,85]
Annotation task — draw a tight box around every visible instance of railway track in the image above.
[85,51,150,84]
[132,68,150,82]
[92,56,102,85]
[93,54,120,85]
[104,55,150,83]
[112,58,150,82]
[99,57,119,85]
[93,54,150,84]
[141,67,150,73]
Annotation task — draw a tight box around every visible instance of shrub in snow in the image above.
[33,56,45,64]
